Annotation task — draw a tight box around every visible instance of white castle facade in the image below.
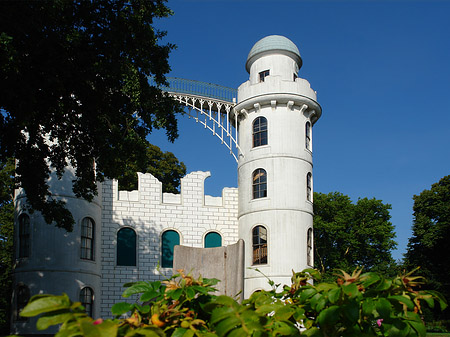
[11,35,322,335]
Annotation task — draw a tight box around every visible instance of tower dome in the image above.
[245,35,302,73]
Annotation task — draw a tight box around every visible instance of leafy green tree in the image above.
[0,158,14,335]
[313,192,397,278]
[0,0,182,231]
[404,175,450,319]
[118,142,186,193]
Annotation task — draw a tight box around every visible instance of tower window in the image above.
[307,173,312,202]
[307,228,313,266]
[204,231,222,248]
[18,214,30,258]
[305,121,311,151]
[161,230,180,268]
[80,287,94,317]
[15,285,30,321]
[81,217,94,260]
[252,226,267,265]
[259,70,270,82]
[253,169,267,199]
[253,117,268,147]
[117,227,137,266]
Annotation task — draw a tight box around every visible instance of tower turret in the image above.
[236,35,322,296]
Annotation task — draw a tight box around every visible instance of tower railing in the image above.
[150,77,241,162]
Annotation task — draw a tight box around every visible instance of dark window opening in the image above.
[204,232,222,248]
[306,121,311,150]
[19,214,30,258]
[81,217,94,260]
[253,169,267,199]
[307,228,313,266]
[80,287,94,317]
[253,117,268,147]
[259,70,270,82]
[252,226,267,265]
[117,228,136,266]
[161,230,180,268]
[307,173,312,202]
[16,285,30,321]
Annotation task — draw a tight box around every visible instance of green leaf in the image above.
[214,316,241,336]
[172,328,195,337]
[317,305,340,327]
[228,327,249,337]
[171,288,183,300]
[186,287,196,300]
[96,320,119,337]
[273,321,298,336]
[342,301,359,324]
[328,287,341,304]
[122,282,152,298]
[210,307,235,324]
[36,312,74,330]
[408,319,426,337]
[274,306,295,320]
[301,326,322,336]
[388,295,414,310]
[213,295,240,308]
[140,290,159,302]
[362,298,375,317]
[375,279,392,291]
[341,283,358,298]
[20,294,71,317]
[315,283,336,292]
[360,272,381,288]
[299,287,317,302]
[375,297,391,318]
[111,302,133,316]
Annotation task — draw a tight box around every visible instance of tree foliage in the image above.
[19,268,447,337]
[0,0,183,231]
[118,142,186,194]
[0,158,14,335]
[313,192,397,278]
[404,175,450,318]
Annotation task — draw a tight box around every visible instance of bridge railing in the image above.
[149,77,237,103]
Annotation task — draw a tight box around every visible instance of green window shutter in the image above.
[204,232,222,248]
[161,230,180,268]
[117,228,136,266]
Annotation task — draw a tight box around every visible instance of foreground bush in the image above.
[19,268,447,336]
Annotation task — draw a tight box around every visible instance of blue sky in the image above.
[148,0,450,261]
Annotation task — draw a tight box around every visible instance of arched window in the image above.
[307,173,312,202]
[253,117,268,147]
[204,232,222,248]
[117,228,136,266]
[18,214,30,258]
[80,287,94,317]
[252,226,267,265]
[81,217,94,260]
[16,285,30,321]
[307,228,313,266]
[305,121,311,150]
[253,169,267,199]
[161,230,180,268]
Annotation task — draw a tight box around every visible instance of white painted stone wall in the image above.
[100,171,238,317]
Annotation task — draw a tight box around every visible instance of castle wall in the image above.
[100,171,238,317]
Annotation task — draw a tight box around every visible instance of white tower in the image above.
[235,35,322,296]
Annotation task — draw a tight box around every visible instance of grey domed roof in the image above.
[246,35,302,72]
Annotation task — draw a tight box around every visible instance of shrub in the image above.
[19,268,447,336]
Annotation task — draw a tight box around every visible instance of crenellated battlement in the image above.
[113,171,237,208]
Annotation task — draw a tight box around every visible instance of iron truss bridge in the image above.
[149,77,241,162]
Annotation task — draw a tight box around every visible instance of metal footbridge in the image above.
[149,77,240,162]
